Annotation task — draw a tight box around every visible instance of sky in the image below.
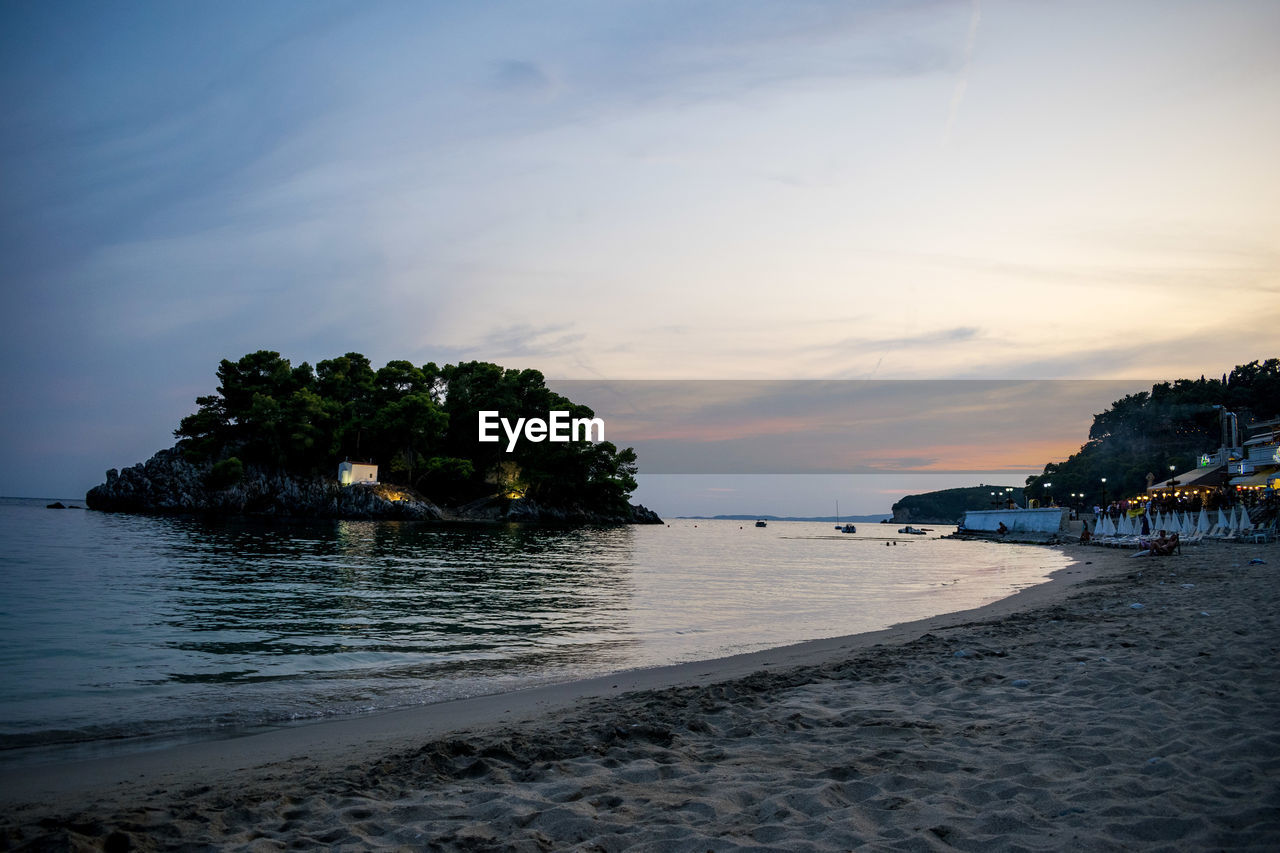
[1,0,1277,513]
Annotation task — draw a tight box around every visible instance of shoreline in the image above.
[0,540,1095,799]
[3,540,1277,849]
[0,542,1090,808]
[0,525,1055,778]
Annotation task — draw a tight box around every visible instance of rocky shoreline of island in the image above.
[85,447,662,525]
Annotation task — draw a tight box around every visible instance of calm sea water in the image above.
[0,498,1070,765]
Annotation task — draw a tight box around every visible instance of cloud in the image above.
[548,379,1144,474]
[429,322,589,367]
[828,325,981,353]
[942,0,981,144]
[490,60,557,97]
[905,248,1280,297]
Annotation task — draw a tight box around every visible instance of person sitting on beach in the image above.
[1079,525,1091,544]
[1150,532,1180,556]
[997,522,1009,536]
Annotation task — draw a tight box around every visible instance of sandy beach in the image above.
[2,539,1277,851]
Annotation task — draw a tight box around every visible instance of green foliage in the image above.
[174,351,640,508]
[1025,358,1280,503]
[205,457,244,490]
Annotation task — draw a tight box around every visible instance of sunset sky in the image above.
[2,1,1276,511]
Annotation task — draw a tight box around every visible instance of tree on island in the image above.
[174,351,638,513]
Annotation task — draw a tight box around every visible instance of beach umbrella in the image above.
[1238,504,1253,531]
[1169,513,1184,535]
[1196,508,1210,534]
[1151,511,1164,532]
[1122,515,1136,536]
[1227,507,1242,534]
[1217,509,1231,532]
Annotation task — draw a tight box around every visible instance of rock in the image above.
[630,503,663,524]
[46,501,66,509]
[85,446,659,525]
[85,447,443,521]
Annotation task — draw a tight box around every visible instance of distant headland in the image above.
[891,359,1279,525]
[86,351,661,525]
[677,514,891,523]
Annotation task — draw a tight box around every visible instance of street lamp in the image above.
[1044,481,1052,506]
[1101,477,1107,506]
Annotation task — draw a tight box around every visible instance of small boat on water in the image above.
[755,519,767,528]
[834,502,856,533]
[898,526,930,535]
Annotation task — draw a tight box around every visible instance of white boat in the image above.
[834,501,856,533]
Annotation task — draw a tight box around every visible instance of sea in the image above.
[0,497,1071,767]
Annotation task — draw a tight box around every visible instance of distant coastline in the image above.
[677,514,891,523]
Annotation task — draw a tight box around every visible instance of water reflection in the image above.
[158,519,638,688]
[1,503,1068,763]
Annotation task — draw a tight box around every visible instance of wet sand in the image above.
[2,540,1277,851]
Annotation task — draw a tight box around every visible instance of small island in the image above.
[87,351,661,525]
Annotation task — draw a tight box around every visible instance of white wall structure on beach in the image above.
[962,508,1069,533]
[338,461,378,486]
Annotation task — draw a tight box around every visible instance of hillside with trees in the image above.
[892,486,1028,524]
[1022,359,1279,506]
[891,359,1278,521]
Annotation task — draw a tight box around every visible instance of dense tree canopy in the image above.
[175,351,638,511]
[1024,359,1280,505]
